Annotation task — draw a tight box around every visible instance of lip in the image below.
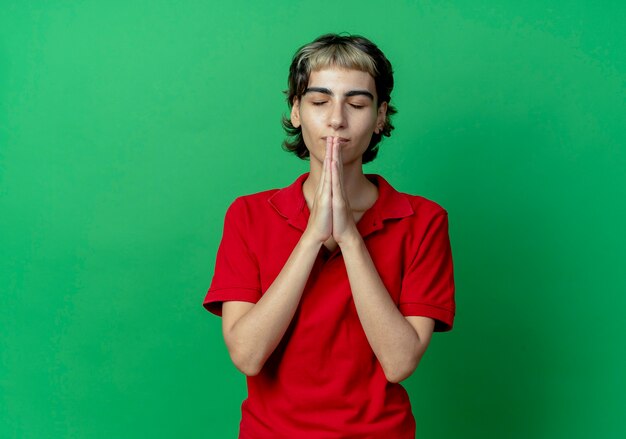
[322,136,350,143]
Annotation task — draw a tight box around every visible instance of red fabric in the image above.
[204,173,455,438]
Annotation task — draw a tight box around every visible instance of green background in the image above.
[1,1,625,437]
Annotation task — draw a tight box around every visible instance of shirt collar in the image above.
[268,172,414,236]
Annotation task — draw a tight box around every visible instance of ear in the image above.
[374,101,388,134]
[290,98,301,128]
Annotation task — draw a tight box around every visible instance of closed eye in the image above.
[312,101,327,106]
[350,104,365,109]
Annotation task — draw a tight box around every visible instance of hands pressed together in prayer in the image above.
[307,136,360,248]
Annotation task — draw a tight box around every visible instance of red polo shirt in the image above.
[204,173,455,439]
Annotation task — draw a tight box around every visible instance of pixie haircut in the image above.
[282,33,397,164]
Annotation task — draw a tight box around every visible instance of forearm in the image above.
[340,233,426,383]
[226,232,322,375]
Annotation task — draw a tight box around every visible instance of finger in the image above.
[330,137,337,196]
[332,137,347,200]
[331,145,342,202]
[338,146,347,200]
[338,138,343,166]
[317,138,331,197]
[324,137,332,193]
[332,155,340,194]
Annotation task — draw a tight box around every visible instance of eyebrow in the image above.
[304,87,374,100]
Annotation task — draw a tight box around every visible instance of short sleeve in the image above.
[203,197,262,316]
[399,211,456,331]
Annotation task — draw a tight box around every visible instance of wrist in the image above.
[337,228,363,251]
[300,230,325,250]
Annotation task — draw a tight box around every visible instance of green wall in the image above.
[1,1,624,437]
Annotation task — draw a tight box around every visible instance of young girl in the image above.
[203,33,455,439]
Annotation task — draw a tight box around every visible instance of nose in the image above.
[328,102,346,130]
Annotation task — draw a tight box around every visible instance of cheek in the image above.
[299,111,326,141]
[297,113,323,154]
[300,122,317,142]
[304,108,326,126]
[355,113,378,136]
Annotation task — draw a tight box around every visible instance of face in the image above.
[290,67,387,167]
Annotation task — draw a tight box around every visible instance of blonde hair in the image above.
[295,41,378,79]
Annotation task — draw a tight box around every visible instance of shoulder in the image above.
[221,189,280,230]
[404,193,448,221]
[375,174,448,224]
[399,194,449,239]
[228,188,281,212]
[225,173,308,220]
